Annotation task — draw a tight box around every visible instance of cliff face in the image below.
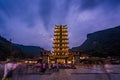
[0,36,44,60]
[72,26,120,57]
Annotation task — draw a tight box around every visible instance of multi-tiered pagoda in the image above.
[41,25,80,64]
[53,25,69,56]
[52,25,69,63]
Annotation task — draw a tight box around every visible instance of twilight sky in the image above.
[0,0,120,50]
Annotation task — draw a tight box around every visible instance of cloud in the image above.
[65,0,120,47]
[0,0,120,50]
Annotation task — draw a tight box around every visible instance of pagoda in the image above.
[52,25,69,63]
[41,25,80,64]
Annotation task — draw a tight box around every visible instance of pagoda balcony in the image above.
[54,30,60,32]
[53,42,60,44]
[61,27,67,29]
[54,34,60,36]
[53,46,68,48]
[61,34,68,36]
[53,46,61,48]
[61,46,69,47]
[61,38,68,40]
[53,37,68,39]
[55,27,60,29]
[61,42,69,44]
[53,42,68,44]
[53,38,60,40]
[61,30,67,32]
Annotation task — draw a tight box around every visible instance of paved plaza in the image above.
[0,64,120,80]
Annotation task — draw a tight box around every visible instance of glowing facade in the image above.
[53,25,69,56]
[51,25,69,63]
[41,25,80,64]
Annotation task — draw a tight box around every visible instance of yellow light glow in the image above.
[80,57,85,60]
[29,61,32,63]
[25,61,28,63]
[68,61,71,64]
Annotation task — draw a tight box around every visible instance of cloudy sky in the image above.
[0,0,120,50]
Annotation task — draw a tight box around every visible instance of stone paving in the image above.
[0,64,120,80]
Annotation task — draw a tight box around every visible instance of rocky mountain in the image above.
[14,44,44,58]
[0,36,22,60]
[72,26,120,57]
[0,36,44,60]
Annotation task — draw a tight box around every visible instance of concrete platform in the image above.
[0,64,120,80]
